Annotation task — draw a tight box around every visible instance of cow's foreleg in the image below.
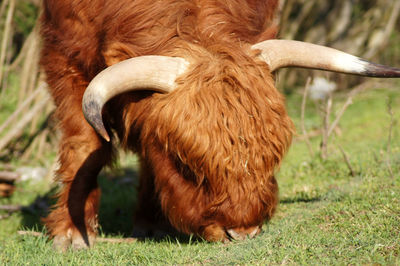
[44,111,113,251]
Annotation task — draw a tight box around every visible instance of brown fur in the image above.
[41,0,293,244]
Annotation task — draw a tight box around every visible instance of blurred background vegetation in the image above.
[0,0,399,167]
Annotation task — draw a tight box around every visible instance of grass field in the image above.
[0,84,399,264]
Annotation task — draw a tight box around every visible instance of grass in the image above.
[0,84,399,264]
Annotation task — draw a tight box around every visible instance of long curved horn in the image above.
[252,40,400,77]
[82,55,189,142]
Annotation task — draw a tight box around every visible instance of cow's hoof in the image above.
[71,233,96,250]
[52,231,96,251]
[53,234,72,252]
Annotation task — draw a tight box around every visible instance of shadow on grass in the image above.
[97,167,139,237]
[279,195,322,204]
[19,167,138,237]
[18,188,57,232]
[18,167,196,243]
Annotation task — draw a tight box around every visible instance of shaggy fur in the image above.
[41,0,293,246]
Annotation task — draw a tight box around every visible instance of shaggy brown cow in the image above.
[40,0,400,250]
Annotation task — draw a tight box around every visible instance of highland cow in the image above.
[40,0,400,250]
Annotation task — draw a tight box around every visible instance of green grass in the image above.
[0,85,399,264]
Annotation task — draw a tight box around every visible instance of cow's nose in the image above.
[226,226,261,241]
